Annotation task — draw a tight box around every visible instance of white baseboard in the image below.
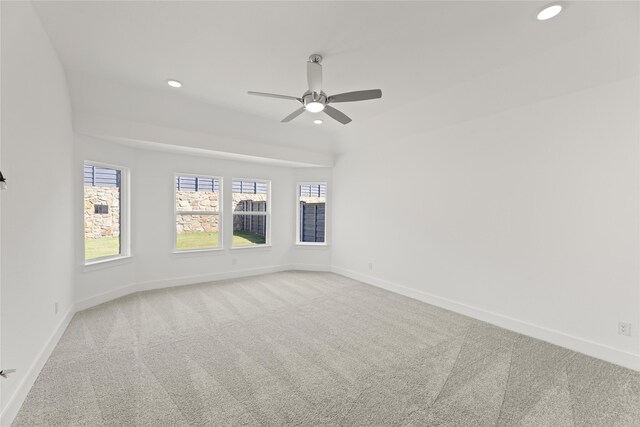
[135,265,292,292]
[292,264,332,272]
[75,264,336,314]
[75,283,137,312]
[75,265,298,311]
[0,306,76,427]
[332,266,640,372]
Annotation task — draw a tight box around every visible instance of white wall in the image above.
[76,135,333,307]
[333,77,640,368]
[0,1,76,419]
[133,148,293,286]
[288,168,333,269]
[74,136,137,304]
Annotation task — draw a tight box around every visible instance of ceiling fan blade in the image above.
[248,91,301,102]
[307,61,322,94]
[328,89,382,103]
[323,105,352,125]
[281,107,306,123]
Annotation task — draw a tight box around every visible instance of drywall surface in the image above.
[76,135,333,305]
[288,167,333,269]
[133,149,294,285]
[73,112,334,167]
[333,77,640,364]
[75,136,137,304]
[0,0,76,419]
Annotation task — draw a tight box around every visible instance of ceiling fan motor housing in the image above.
[302,90,327,109]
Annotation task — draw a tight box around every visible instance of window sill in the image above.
[83,255,132,272]
[172,248,224,255]
[295,242,329,248]
[231,244,272,251]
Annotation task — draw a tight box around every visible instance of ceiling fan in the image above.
[248,54,382,125]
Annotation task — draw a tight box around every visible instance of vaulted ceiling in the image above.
[33,1,639,155]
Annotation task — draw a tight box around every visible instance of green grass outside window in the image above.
[85,230,267,260]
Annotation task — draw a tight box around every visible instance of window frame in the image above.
[83,161,130,266]
[231,178,271,249]
[296,182,328,246]
[173,173,223,253]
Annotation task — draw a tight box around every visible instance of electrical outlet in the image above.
[368,262,373,271]
[54,302,59,315]
[618,321,631,336]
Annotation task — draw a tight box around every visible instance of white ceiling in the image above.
[32,1,639,155]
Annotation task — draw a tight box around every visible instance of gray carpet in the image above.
[13,271,640,426]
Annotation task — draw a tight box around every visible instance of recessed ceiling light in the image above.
[167,79,182,88]
[313,119,323,124]
[537,4,562,21]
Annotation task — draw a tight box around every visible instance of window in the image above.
[175,175,221,251]
[297,183,327,244]
[232,179,269,247]
[84,163,128,262]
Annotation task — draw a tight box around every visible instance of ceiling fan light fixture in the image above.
[305,101,325,113]
[537,4,562,20]
[248,54,382,125]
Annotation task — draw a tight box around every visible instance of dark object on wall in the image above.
[0,369,16,379]
[94,204,109,214]
[0,170,7,190]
